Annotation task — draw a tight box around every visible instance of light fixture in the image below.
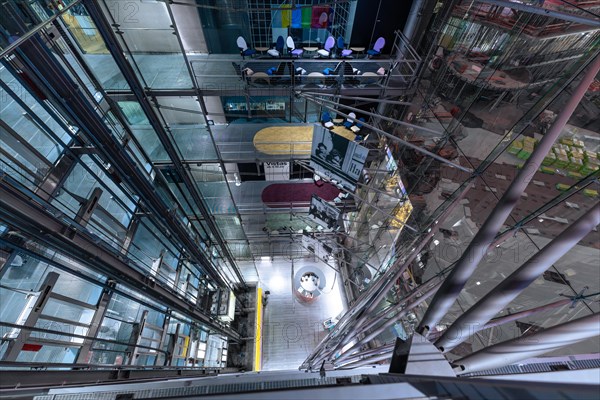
[538,218,544,222]
[476,281,481,285]
[433,239,440,246]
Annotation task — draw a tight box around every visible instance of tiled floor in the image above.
[257,257,346,370]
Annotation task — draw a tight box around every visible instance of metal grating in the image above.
[34,376,364,400]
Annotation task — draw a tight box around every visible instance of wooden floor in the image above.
[253,125,356,156]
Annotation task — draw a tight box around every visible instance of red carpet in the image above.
[262,182,340,208]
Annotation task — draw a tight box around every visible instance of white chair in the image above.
[286,36,304,58]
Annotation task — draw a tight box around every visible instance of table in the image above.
[307,72,324,84]
[249,72,270,84]
[303,46,318,57]
[350,46,365,54]
[255,46,269,55]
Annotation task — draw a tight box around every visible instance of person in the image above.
[315,143,328,159]
[326,148,343,168]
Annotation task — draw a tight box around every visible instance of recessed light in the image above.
[476,281,481,285]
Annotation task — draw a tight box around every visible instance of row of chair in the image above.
[237,36,385,59]
[322,112,366,137]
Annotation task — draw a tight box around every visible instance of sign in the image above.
[264,161,289,181]
[308,195,341,231]
[310,125,368,191]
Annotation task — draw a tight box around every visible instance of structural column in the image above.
[435,203,600,352]
[417,54,600,334]
[454,313,600,374]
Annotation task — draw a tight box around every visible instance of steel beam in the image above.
[301,181,472,368]
[1,272,59,361]
[8,22,229,289]
[417,55,600,335]
[75,281,114,363]
[454,313,600,374]
[83,0,244,287]
[334,280,442,364]
[435,203,600,352]
[0,177,241,341]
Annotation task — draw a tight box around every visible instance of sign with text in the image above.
[264,161,290,181]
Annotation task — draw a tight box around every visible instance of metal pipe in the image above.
[361,278,444,334]
[481,298,575,332]
[303,181,472,367]
[300,92,412,106]
[333,343,396,366]
[335,280,442,363]
[402,0,425,46]
[417,55,600,335]
[435,203,600,352]
[454,313,600,374]
[337,351,393,369]
[364,181,473,317]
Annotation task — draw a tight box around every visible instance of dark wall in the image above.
[350,0,414,48]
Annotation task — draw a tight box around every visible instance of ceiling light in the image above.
[476,281,481,285]
[433,239,440,246]
[538,218,544,222]
[269,275,285,290]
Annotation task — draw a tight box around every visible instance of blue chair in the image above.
[236,36,256,59]
[343,112,356,129]
[337,37,353,58]
[268,36,285,57]
[367,37,385,58]
[286,36,304,58]
[321,112,334,128]
[352,117,365,134]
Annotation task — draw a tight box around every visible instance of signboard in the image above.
[310,125,368,191]
[308,195,341,231]
[264,161,290,181]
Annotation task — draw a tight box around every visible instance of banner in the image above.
[311,6,330,28]
[302,7,312,28]
[308,195,341,230]
[264,161,289,181]
[291,8,302,28]
[310,125,369,191]
[281,5,291,28]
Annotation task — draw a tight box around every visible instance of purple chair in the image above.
[317,36,335,58]
[286,36,304,58]
[367,37,385,57]
[337,37,353,58]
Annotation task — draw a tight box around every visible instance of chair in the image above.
[343,112,356,129]
[321,112,334,129]
[286,36,304,58]
[367,37,385,57]
[351,117,365,134]
[268,36,285,57]
[236,36,256,59]
[337,37,353,58]
[317,36,335,58]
